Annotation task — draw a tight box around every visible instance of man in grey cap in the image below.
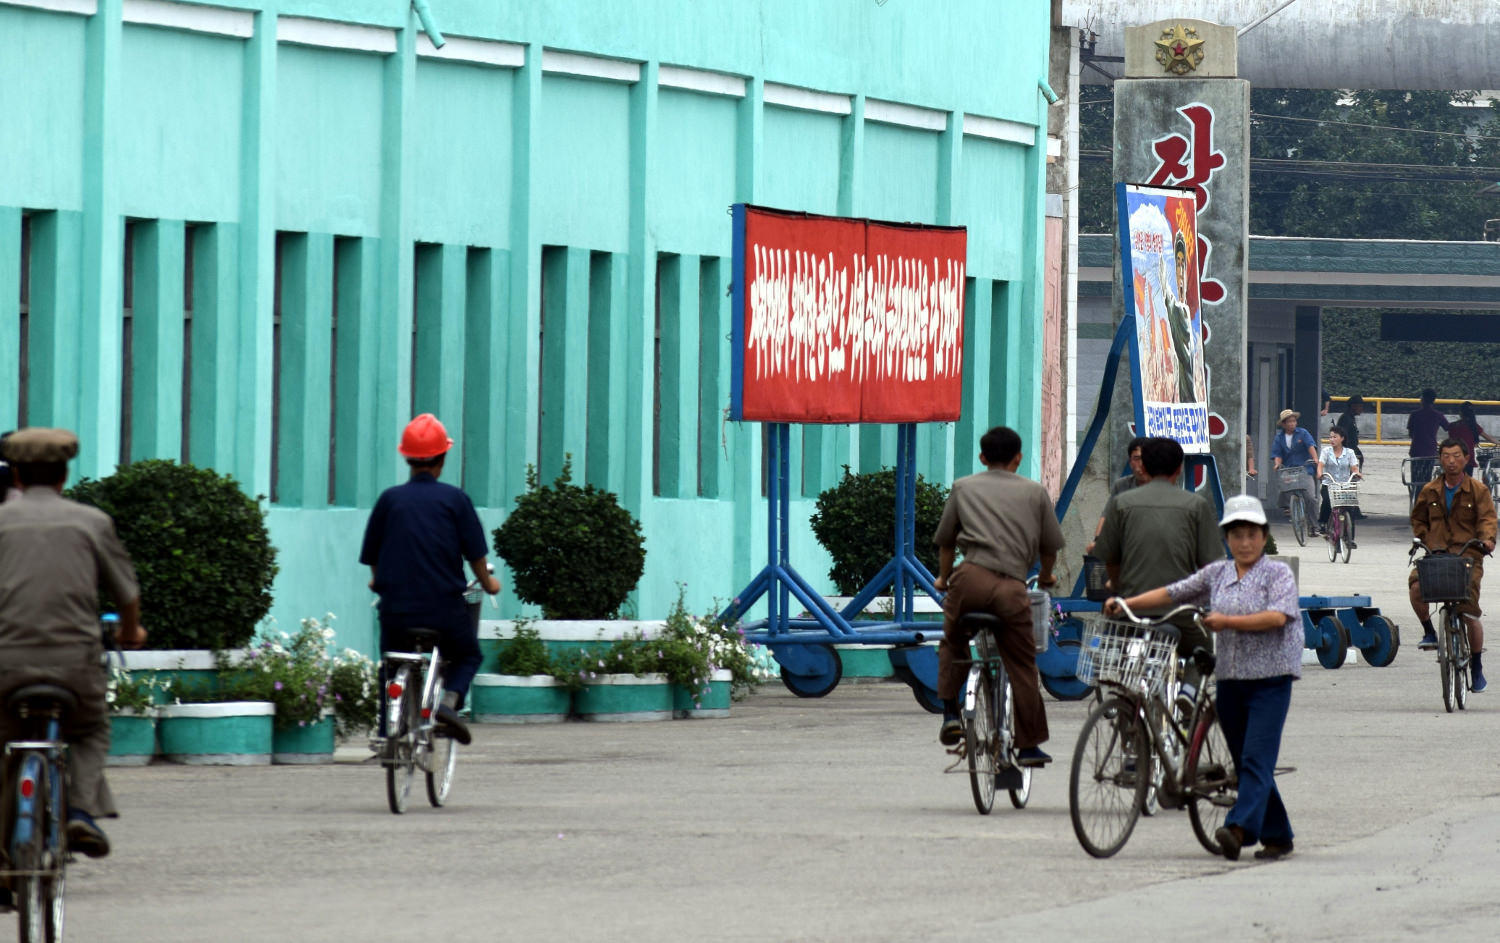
[0,427,145,882]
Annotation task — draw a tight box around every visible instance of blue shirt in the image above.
[360,473,488,617]
[1446,483,1461,513]
[1271,427,1318,471]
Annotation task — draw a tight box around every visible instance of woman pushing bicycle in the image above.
[1105,494,1301,862]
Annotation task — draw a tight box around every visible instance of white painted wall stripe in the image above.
[276,15,396,54]
[0,0,97,14]
[659,64,746,98]
[123,0,253,38]
[417,33,524,67]
[865,98,946,131]
[764,82,852,115]
[541,49,641,83]
[964,113,1037,145]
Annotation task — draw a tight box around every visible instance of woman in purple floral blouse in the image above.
[1107,494,1300,862]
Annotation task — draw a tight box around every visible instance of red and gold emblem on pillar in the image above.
[1154,24,1205,75]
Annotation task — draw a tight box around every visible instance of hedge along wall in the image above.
[0,0,1052,652]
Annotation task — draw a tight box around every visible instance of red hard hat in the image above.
[398,413,453,459]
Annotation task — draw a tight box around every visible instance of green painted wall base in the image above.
[271,714,336,764]
[157,702,275,765]
[106,711,156,766]
[471,674,570,723]
[573,674,673,721]
[672,670,731,718]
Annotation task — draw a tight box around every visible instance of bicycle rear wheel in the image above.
[1325,516,1339,561]
[1069,695,1148,858]
[386,667,417,814]
[1186,702,1237,856]
[1338,510,1354,563]
[1290,494,1307,546]
[965,667,997,815]
[13,760,61,943]
[1439,612,1456,714]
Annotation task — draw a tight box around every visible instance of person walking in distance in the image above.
[932,426,1064,766]
[1410,438,1497,692]
[1092,437,1225,699]
[1408,389,1450,488]
[361,414,502,746]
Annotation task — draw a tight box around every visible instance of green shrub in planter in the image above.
[493,458,645,619]
[809,467,949,596]
[67,459,277,650]
[495,623,552,676]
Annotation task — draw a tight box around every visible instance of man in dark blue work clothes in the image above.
[360,414,501,745]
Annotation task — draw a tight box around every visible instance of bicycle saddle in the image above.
[957,612,1006,632]
[6,684,78,717]
[1190,647,1217,677]
[403,628,444,649]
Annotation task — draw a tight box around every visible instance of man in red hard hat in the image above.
[360,414,501,745]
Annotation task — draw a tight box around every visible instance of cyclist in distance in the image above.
[1449,402,1498,475]
[1091,436,1224,699]
[1410,438,1497,692]
[1105,495,1301,862]
[0,428,146,898]
[360,414,502,746]
[1315,426,1361,545]
[932,426,1064,767]
[1270,409,1320,536]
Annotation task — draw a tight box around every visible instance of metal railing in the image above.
[1327,395,1500,446]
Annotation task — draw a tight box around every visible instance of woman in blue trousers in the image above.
[1109,494,1300,861]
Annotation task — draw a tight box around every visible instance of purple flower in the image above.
[274,681,283,691]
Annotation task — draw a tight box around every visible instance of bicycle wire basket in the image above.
[1416,553,1473,603]
[1075,616,1180,697]
[1026,589,1052,653]
[1276,466,1308,490]
[1327,482,1360,509]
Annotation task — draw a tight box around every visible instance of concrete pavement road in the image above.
[50,442,1500,942]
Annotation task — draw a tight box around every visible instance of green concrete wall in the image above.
[0,0,1051,652]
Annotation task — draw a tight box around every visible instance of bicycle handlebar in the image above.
[1410,537,1494,563]
[1103,597,1207,629]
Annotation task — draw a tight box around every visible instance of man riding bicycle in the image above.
[1410,437,1497,692]
[1270,409,1320,536]
[0,428,146,908]
[360,415,501,747]
[932,426,1064,767]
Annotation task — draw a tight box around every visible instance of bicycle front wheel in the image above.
[1069,695,1148,858]
[966,668,997,815]
[1001,676,1031,809]
[1290,495,1308,546]
[1186,702,1238,856]
[1439,612,1456,714]
[1454,616,1470,712]
[426,670,457,807]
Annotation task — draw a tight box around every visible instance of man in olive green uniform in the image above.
[1092,437,1224,690]
[933,426,1064,766]
[0,428,145,874]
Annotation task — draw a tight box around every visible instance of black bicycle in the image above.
[2,685,73,942]
[1410,538,1491,713]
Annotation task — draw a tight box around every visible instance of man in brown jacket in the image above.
[1410,437,1498,691]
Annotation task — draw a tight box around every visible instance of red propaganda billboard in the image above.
[730,205,966,423]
